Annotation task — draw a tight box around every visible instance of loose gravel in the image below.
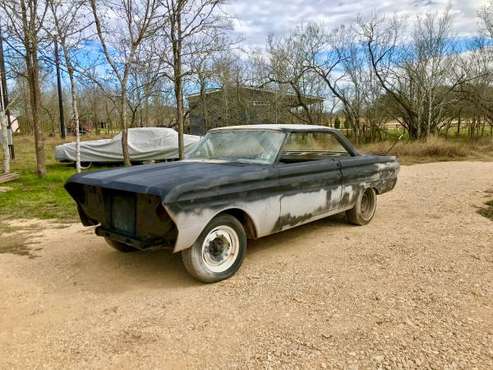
[0,161,492,369]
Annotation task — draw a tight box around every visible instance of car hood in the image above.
[65,160,274,203]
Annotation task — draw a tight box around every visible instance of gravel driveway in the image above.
[0,161,492,369]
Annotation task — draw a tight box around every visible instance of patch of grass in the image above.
[0,165,78,220]
[0,135,103,222]
[359,136,493,165]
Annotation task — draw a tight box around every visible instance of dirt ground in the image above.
[0,161,492,369]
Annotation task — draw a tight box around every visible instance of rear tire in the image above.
[181,214,247,283]
[346,188,377,226]
[105,238,138,253]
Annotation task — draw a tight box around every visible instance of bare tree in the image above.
[89,0,159,166]
[1,0,48,176]
[479,0,493,39]
[361,11,465,140]
[188,33,234,131]
[305,24,368,141]
[266,28,325,125]
[48,0,91,172]
[157,0,226,159]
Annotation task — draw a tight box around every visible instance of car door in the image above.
[275,131,347,231]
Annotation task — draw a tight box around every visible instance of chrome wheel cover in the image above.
[201,225,239,273]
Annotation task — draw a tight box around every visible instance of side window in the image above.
[280,132,351,163]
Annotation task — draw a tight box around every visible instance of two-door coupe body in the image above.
[65,124,399,282]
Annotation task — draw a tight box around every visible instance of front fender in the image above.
[165,195,281,253]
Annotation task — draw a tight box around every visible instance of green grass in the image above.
[0,135,97,223]
[0,165,77,220]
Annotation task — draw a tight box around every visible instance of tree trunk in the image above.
[27,47,46,176]
[21,0,46,176]
[66,65,81,173]
[1,110,9,174]
[172,9,184,160]
[0,72,9,173]
[120,83,131,166]
[457,112,461,137]
[54,40,66,139]
[0,26,14,160]
[175,66,185,159]
[426,87,432,140]
[200,80,207,132]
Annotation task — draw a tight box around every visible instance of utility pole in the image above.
[54,38,66,139]
[0,23,14,159]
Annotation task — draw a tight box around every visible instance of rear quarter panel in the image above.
[339,155,400,209]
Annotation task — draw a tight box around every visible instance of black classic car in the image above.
[65,124,399,282]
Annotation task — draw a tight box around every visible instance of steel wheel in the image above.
[346,187,377,226]
[201,225,240,273]
[360,188,376,222]
[181,214,247,283]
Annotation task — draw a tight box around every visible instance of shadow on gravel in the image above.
[477,189,493,221]
[70,246,199,291]
[247,213,351,257]
[0,223,43,259]
[62,214,353,292]
[0,237,42,258]
[478,199,493,221]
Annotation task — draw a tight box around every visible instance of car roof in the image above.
[209,124,337,133]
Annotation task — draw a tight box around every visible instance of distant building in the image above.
[187,86,324,135]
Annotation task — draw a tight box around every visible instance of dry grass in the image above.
[359,136,493,165]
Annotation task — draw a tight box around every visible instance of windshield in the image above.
[187,130,285,164]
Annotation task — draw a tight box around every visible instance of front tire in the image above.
[105,238,138,253]
[346,188,377,226]
[181,214,247,283]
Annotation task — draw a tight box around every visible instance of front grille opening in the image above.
[111,193,136,235]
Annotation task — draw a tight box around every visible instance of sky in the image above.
[224,0,486,49]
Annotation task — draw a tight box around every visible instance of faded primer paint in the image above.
[166,195,282,252]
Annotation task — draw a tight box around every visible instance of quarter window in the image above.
[279,132,351,163]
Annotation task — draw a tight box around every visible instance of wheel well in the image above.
[219,209,258,239]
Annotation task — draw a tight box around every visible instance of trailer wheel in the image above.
[79,162,92,170]
[105,238,138,253]
[346,188,377,226]
[181,214,247,283]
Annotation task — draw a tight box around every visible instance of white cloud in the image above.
[224,0,486,49]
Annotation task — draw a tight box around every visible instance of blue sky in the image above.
[224,0,485,49]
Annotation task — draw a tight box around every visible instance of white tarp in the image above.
[55,127,200,163]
